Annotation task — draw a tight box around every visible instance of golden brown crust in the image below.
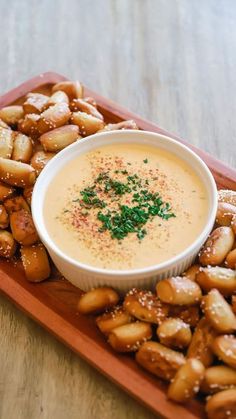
[0,127,14,158]
[18,114,41,138]
[182,264,201,281]
[156,276,202,306]
[196,267,236,296]
[156,318,192,349]
[48,90,69,106]
[201,365,236,394]
[108,321,152,352]
[0,205,9,229]
[39,125,80,152]
[211,335,236,369]
[70,111,104,136]
[187,317,217,367]
[216,202,236,226]
[20,243,51,282]
[37,103,71,134]
[70,98,104,121]
[168,305,200,327]
[123,288,169,325]
[52,81,83,100]
[77,287,119,314]
[206,388,236,419]
[201,289,236,333]
[225,248,236,269]
[0,106,24,126]
[0,158,36,187]
[136,341,185,381]
[96,306,133,336]
[23,93,49,114]
[218,189,236,206]
[0,230,16,258]
[12,132,33,163]
[199,226,234,266]
[10,209,38,245]
[30,151,55,175]
[4,195,30,214]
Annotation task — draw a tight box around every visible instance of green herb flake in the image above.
[143,158,148,164]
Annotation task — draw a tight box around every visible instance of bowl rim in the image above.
[32,129,218,278]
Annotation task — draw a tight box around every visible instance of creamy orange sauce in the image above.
[44,143,208,270]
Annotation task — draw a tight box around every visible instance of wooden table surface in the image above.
[0,1,235,418]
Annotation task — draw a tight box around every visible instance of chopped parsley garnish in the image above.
[143,158,148,163]
[73,170,175,241]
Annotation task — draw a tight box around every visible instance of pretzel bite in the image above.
[39,125,80,152]
[0,182,15,202]
[168,305,200,327]
[156,318,192,349]
[10,209,38,245]
[0,106,24,126]
[206,388,236,419]
[96,306,133,336]
[30,151,55,175]
[37,103,71,134]
[196,267,236,296]
[0,205,9,229]
[167,358,205,403]
[20,243,50,282]
[212,335,236,369]
[123,288,169,325]
[187,317,217,367]
[136,341,185,381]
[0,158,36,187]
[182,264,200,281]
[71,111,104,136]
[0,127,14,158]
[52,81,83,100]
[0,118,9,129]
[199,227,234,266]
[0,230,16,258]
[77,287,119,314]
[216,202,236,226]
[23,186,33,206]
[201,289,236,333]
[18,114,40,138]
[201,365,236,394]
[218,189,236,206]
[226,248,236,269]
[23,93,49,114]
[156,276,202,306]
[83,97,97,107]
[48,90,69,106]
[99,120,139,132]
[12,133,33,163]
[108,321,152,352]
[4,195,29,214]
[70,99,104,121]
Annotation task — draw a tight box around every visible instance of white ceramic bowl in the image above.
[32,130,218,292]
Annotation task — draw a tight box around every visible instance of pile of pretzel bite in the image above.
[0,80,236,418]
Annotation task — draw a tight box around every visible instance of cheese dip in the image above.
[44,143,208,270]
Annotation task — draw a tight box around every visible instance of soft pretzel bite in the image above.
[0,182,15,202]
[0,158,36,187]
[30,151,55,175]
[12,133,33,163]
[10,209,38,245]
[23,93,49,114]
[0,230,16,258]
[70,99,104,121]
[196,267,236,296]
[168,305,200,327]
[167,359,205,403]
[216,202,236,226]
[123,288,169,325]
[23,186,33,206]
[52,81,83,100]
[48,90,69,107]
[0,205,9,229]
[232,296,236,315]
[37,103,71,134]
[0,127,14,158]
[218,189,236,207]
[83,97,97,107]
[156,276,202,306]
[71,111,104,136]
[156,318,192,349]
[182,264,200,281]
[212,335,236,369]
[98,120,139,132]
[0,106,24,126]
[18,114,40,138]
[20,243,51,282]
[108,321,152,352]
[187,317,217,367]
[201,289,236,333]
[226,248,236,269]
[39,125,80,152]
[199,227,234,266]
[136,341,185,381]
[201,365,236,394]
[96,306,133,336]
[4,195,29,214]
[77,287,119,314]
[206,388,236,419]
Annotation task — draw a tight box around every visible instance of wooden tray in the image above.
[0,72,235,419]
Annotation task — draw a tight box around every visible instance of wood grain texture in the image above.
[0,1,235,419]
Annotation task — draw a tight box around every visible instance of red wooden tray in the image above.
[0,72,235,419]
